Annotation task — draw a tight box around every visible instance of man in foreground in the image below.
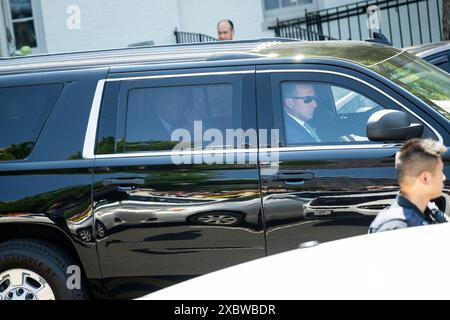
[369,138,447,233]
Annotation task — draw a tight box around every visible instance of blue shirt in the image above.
[368,194,447,233]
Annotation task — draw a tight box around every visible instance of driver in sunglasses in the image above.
[283,83,321,144]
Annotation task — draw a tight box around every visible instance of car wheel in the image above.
[95,221,107,238]
[188,211,243,226]
[0,239,89,300]
[77,228,93,242]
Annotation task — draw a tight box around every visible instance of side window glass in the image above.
[435,62,450,74]
[281,82,426,145]
[0,84,62,161]
[96,82,120,155]
[332,86,381,115]
[428,53,450,73]
[124,83,238,152]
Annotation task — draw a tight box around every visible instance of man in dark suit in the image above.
[283,83,321,144]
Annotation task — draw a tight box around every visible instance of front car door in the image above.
[256,64,449,255]
[87,67,265,298]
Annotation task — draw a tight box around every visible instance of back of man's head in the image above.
[395,138,446,184]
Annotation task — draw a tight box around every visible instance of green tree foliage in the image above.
[0,142,33,161]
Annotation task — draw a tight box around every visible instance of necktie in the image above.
[303,122,321,142]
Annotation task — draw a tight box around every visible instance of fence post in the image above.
[174,27,179,44]
[274,18,281,37]
[305,9,311,41]
[316,13,323,40]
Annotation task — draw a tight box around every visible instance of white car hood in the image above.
[140,223,450,300]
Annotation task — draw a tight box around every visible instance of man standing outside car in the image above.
[369,139,447,233]
[217,19,235,41]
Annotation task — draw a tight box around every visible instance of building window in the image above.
[264,0,313,11]
[9,0,37,48]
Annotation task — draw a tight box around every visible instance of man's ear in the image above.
[285,98,294,109]
[419,171,432,185]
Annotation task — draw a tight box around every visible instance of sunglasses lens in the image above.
[290,96,315,103]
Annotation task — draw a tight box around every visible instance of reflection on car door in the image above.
[256,65,442,255]
[92,68,265,298]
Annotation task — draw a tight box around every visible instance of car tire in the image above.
[0,239,89,300]
[188,211,244,226]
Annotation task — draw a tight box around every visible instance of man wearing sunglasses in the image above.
[283,83,321,144]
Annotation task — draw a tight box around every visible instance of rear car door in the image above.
[256,64,449,255]
[88,67,264,298]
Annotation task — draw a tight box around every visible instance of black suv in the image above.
[0,39,449,300]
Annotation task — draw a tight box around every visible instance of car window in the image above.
[435,62,450,73]
[333,87,381,114]
[281,82,426,145]
[369,51,450,120]
[124,83,238,152]
[426,53,450,74]
[0,84,63,161]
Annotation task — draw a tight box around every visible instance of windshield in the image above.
[369,51,450,120]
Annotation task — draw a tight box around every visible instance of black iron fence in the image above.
[270,0,443,47]
[174,28,217,44]
[274,23,337,40]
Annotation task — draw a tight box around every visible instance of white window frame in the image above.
[2,0,46,55]
[0,1,9,56]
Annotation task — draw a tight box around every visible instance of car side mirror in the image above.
[367,110,424,142]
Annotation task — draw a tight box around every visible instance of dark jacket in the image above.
[368,194,447,233]
[284,113,319,144]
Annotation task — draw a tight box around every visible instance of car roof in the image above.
[253,40,402,67]
[0,39,403,75]
[405,41,450,58]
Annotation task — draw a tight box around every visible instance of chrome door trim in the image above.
[90,144,393,160]
[106,70,254,82]
[83,79,106,159]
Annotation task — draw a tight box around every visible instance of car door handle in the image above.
[276,171,315,185]
[102,178,145,187]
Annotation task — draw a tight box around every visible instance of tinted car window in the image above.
[427,53,450,74]
[124,84,237,152]
[281,82,425,145]
[96,82,120,155]
[0,84,62,161]
[435,61,450,73]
